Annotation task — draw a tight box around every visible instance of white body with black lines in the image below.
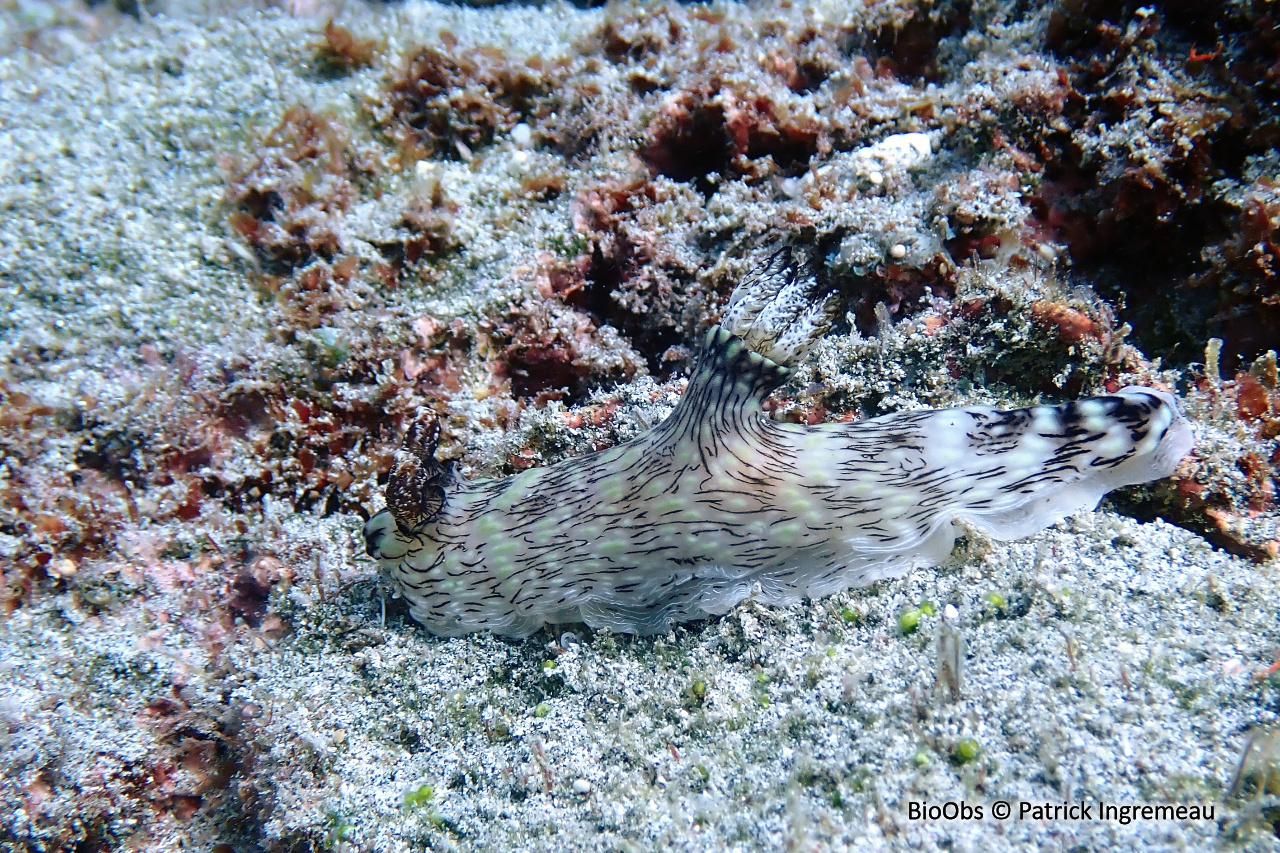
[365,247,1195,637]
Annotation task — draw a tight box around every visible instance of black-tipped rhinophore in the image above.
[386,411,450,536]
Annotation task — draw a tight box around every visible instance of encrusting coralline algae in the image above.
[367,247,1194,637]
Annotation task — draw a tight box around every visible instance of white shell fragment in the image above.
[850,132,933,183]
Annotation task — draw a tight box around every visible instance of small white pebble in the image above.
[890,243,907,259]
[572,778,592,794]
[511,123,532,147]
[943,603,959,620]
[414,160,436,179]
[506,150,531,176]
[852,132,933,186]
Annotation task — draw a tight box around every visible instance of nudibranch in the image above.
[364,247,1194,637]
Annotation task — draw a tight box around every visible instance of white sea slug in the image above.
[364,247,1195,638]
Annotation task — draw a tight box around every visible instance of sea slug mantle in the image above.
[364,248,1195,638]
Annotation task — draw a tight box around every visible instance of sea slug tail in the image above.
[810,385,1194,592]
[917,385,1195,543]
[719,245,839,367]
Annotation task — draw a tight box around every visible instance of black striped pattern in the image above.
[364,323,1193,638]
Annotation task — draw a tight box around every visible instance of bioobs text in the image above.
[906,802,983,821]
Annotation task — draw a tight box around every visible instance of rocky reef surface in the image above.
[0,0,1278,849]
